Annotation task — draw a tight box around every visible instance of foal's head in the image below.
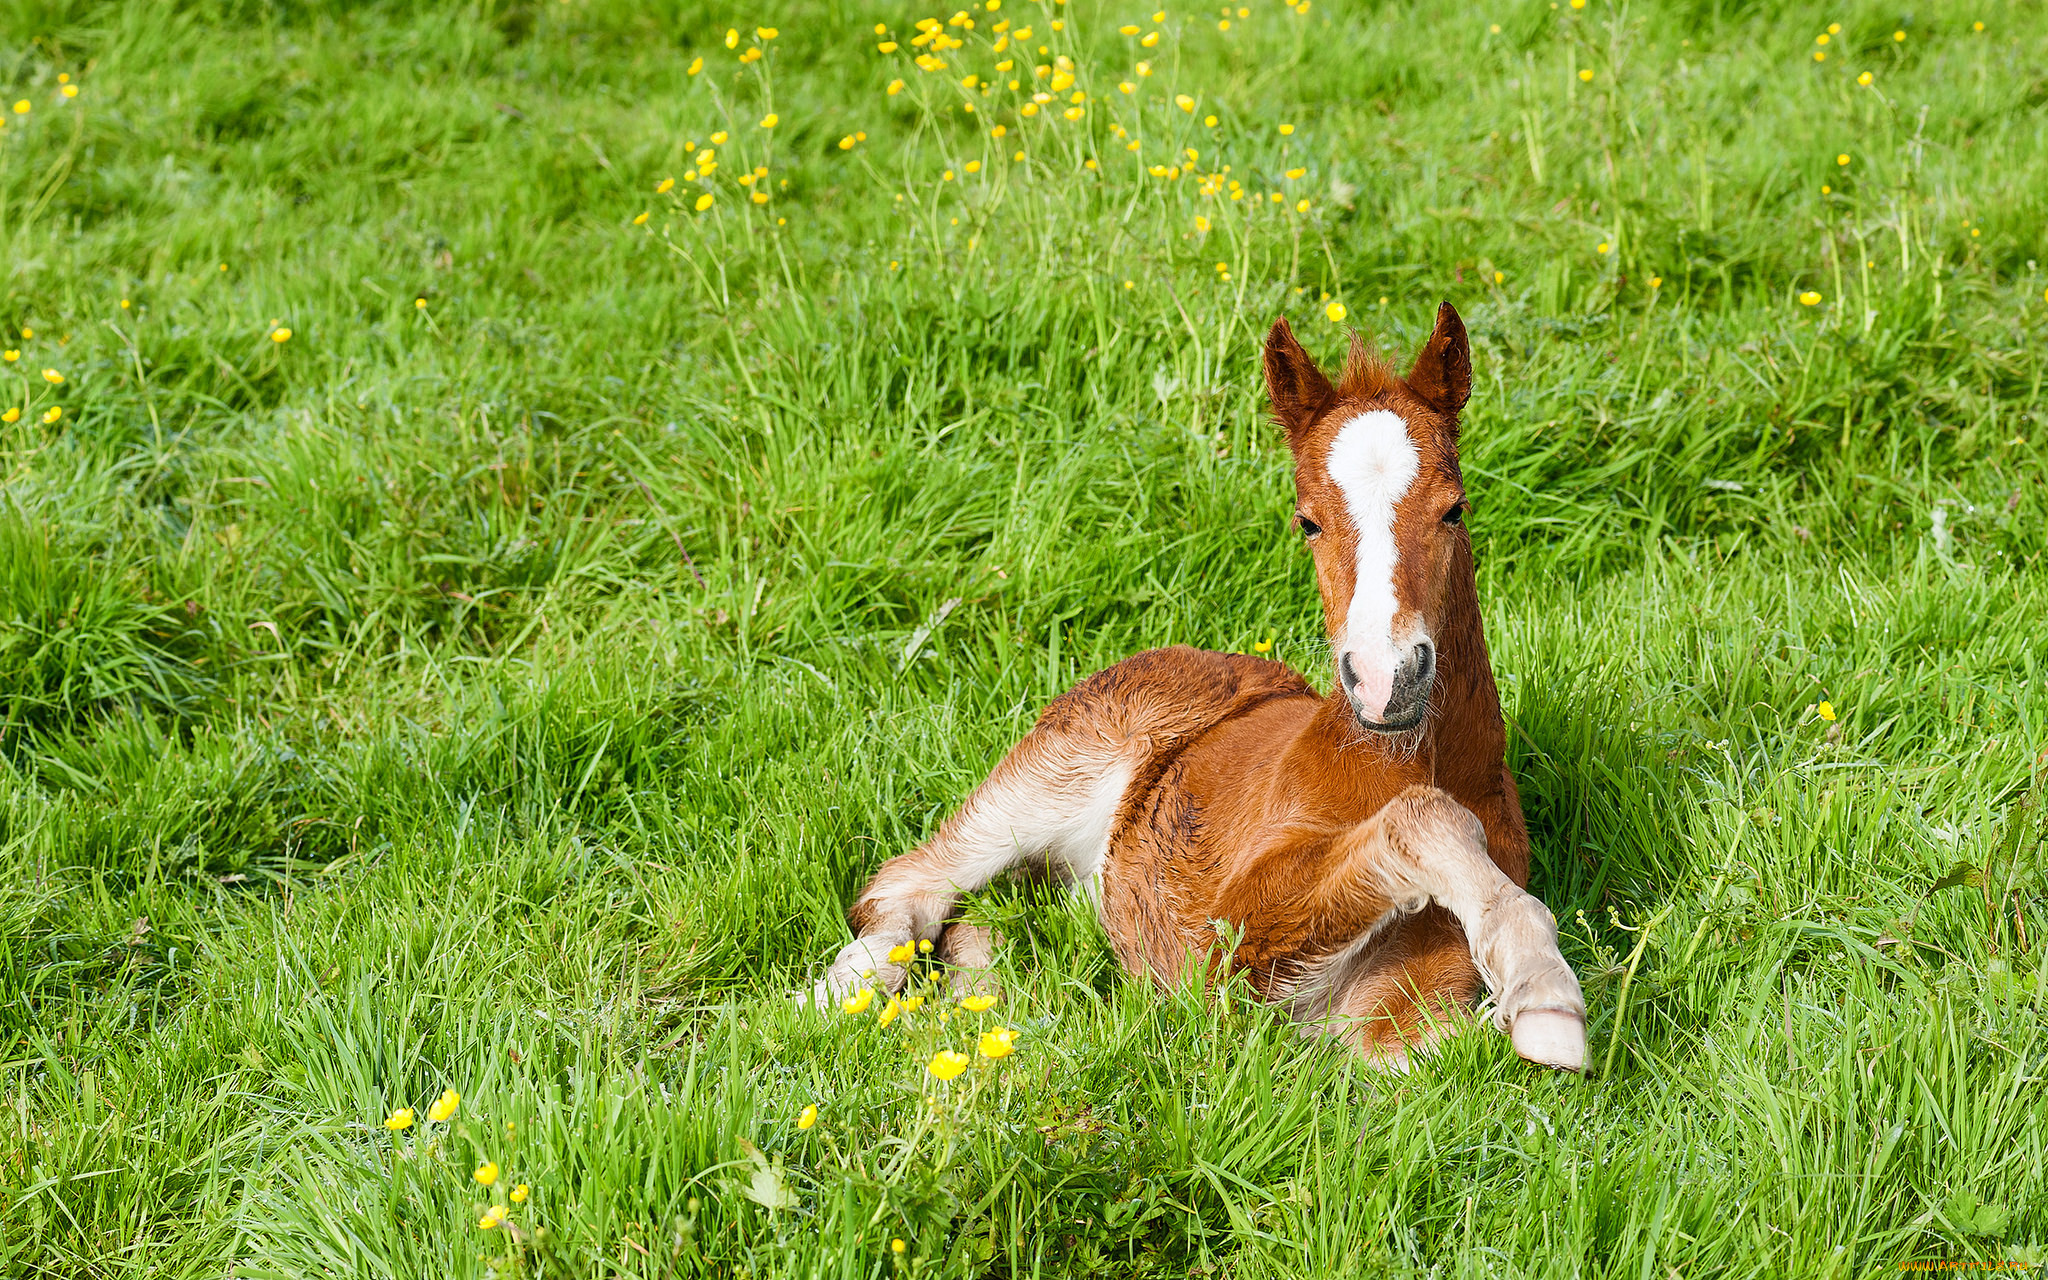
[1262,303,1474,734]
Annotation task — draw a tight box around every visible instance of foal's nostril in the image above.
[1413,640,1436,683]
[1339,651,1360,697]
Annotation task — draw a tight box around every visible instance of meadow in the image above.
[2,0,2046,1274]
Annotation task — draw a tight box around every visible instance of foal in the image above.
[813,304,1587,1070]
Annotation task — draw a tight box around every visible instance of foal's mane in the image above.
[1336,335,1399,403]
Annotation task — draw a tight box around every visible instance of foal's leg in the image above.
[805,725,1134,1007]
[1265,785,1586,1070]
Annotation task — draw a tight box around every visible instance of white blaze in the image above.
[1326,409,1419,718]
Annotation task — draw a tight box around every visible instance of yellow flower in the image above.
[1063,106,1083,120]
[751,190,769,204]
[429,1089,460,1122]
[1325,301,1346,322]
[760,113,778,128]
[1295,198,1310,212]
[990,124,1007,138]
[1204,113,1217,126]
[711,131,728,144]
[918,938,934,954]
[1021,102,1038,116]
[902,994,926,1012]
[1253,637,1272,652]
[1119,23,1139,34]
[1648,276,1662,288]
[843,986,875,1014]
[724,27,739,47]
[1828,22,1840,32]
[475,1161,500,1186]
[1013,149,1025,161]
[383,1107,415,1131]
[959,993,998,1012]
[11,100,27,114]
[1836,153,1850,166]
[632,211,650,225]
[1893,29,1904,40]
[61,85,77,99]
[657,177,675,193]
[1152,9,1164,19]
[511,1184,530,1203]
[1493,270,1504,284]
[1141,30,1159,46]
[1136,60,1152,75]
[965,159,982,172]
[1578,68,1594,81]
[879,39,899,51]
[839,134,857,150]
[1857,71,1873,85]
[797,1104,819,1130]
[688,57,703,75]
[1799,290,1821,305]
[757,26,778,39]
[695,193,715,211]
[892,1239,908,1254]
[1,409,16,424]
[478,1213,501,1231]
[41,368,62,384]
[1119,80,1134,93]
[1285,166,1305,179]
[41,406,62,424]
[927,1050,970,1080]
[1817,701,1837,721]
[1814,32,1829,44]
[1174,93,1194,111]
[1596,242,1610,254]
[1,350,15,361]
[887,78,905,94]
[876,995,905,1027]
[978,1027,1017,1058]
[1194,215,1210,232]
[1279,123,1294,135]
[1813,50,1825,61]
[271,327,291,343]
[1973,20,1983,30]
[1570,0,1584,7]
[943,168,955,180]
[1217,18,1229,29]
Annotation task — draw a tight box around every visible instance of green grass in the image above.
[2,0,2046,1273]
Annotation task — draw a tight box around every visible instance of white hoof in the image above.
[800,936,907,1011]
[1510,1007,1587,1072]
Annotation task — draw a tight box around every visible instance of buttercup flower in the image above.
[1325,302,1346,322]
[927,1050,970,1080]
[1174,93,1194,111]
[959,993,998,1012]
[41,406,62,424]
[383,1108,415,1131]
[632,211,650,225]
[1799,291,1821,305]
[1578,68,1594,81]
[1253,637,1273,652]
[41,369,62,384]
[657,177,675,193]
[475,1161,500,1186]
[511,1184,531,1203]
[429,1089,460,1122]
[271,328,291,343]
[892,1239,908,1254]
[711,131,728,144]
[978,1027,1017,1058]
[478,1205,508,1230]
[1818,701,1837,721]
[760,113,778,128]
[843,986,875,1014]
[1,409,17,423]
[797,1104,819,1130]
[876,995,905,1027]
[724,28,739,47]
[688,57,703,74]
[695,193,715,211]
[11,100,27,114]
[2,350,15,361]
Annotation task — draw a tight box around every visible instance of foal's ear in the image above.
[1262,317,1336,447]
[1406,301,1472,417]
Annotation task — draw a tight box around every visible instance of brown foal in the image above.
[810,303,1587,1071]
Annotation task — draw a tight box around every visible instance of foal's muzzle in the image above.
[1342,641,1436,733]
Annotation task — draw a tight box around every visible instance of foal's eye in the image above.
[1295,513,1321,538]
[1442,502,1467,526]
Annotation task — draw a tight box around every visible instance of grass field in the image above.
[3,0,2046,1274]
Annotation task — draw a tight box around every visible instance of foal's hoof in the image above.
[1509,1006,1586,1072]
